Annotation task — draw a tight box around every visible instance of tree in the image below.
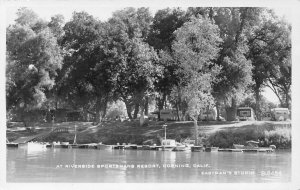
[207,8,263,121]
[171,17,222,145]
[108,8,162,123]
[264,19,291,109]
[148,8,187,118]
[6,8,63,125]
[247,9,291,117]
[60,12,116,123]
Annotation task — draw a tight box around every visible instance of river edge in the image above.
[6,120,291,149]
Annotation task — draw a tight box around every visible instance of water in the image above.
[7,148,291,183]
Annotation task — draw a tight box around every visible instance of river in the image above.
[6,147,291,183]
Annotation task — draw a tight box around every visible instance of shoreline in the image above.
[6,120,291,149]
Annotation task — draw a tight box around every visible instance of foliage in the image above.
[6,8,63,114]
[207,125,291,149]
[171,16,222,119]
[6,7,291,127]
[105,101,127,120]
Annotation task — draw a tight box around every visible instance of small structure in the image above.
[237,107,255,121]
[159,109,178,121]
[198,107,217,121]
[271,108,290,121]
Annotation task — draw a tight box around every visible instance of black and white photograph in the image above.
[1,0,299,189]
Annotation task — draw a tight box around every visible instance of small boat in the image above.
[6,143,18,148]
[114,143,125,149]
[6,138,19,148]
[27,142,47,150]
[191,146,204,152]
[60,142,70,148]
[125,144,138,150]
[142,145,151,150]
[96,143,113,150]
[161,139,176,151]
[87,143,98,149]
[173,144,192,152]
[233,144,245,149]
[205,147,219,152]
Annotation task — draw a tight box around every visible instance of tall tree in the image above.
[148,8,186,117]
[171,17,222,145]
[6,8,63,125]
[60,12,116,123]
[108,8,162,122]
[247,9,291,117]
[208,8,262,120]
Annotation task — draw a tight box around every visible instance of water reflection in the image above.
[7,148,291,183]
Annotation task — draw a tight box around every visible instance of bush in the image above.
[207,126,291,149]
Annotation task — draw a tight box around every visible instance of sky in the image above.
[4,4,293,104]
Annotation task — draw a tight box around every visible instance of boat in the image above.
[87,143,98,149]
[6,143,18,148]
[191,146,204,152]
[27,142,47,150]
[96,143,113,150]
[233,144,245,149]
[205,147,219,152]
[53,141,62,148]
[60,142,70,148]
[161,139,176,151]
[142,145,151,150]
[173,143,192,151]
[6,138,18,148]
[125,144,138,150]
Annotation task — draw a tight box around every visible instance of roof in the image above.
[272,108,289,111]
[246,140,259,144]
[237,107,254,110]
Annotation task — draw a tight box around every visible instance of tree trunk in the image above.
[193,118,198,146]
[94,98,107,124]
[226,98,237,121]
[124,101,133,120]
[157,93,166,120]
[255,87,261,121]
[144,96,149,116]
[139,103,145,126]
[133,103,140,119]
[176,100,180,121]
[216,102,220,121]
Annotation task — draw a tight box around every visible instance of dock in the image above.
[218,148,274,152]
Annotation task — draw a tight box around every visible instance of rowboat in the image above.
[205,147,219,152]
[27,142,47,150]
[6,143,18,148]
[173,144,192,151]
[191,146,204,152]
[96,143,113,150]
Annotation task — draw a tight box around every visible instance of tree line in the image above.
[6,7,291,125]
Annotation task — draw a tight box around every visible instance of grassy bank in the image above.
[206,124,291,149]
[6,121,291,149]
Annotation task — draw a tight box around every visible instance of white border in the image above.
[1,0,300,190]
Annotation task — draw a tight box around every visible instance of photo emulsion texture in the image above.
[6,7,291,183]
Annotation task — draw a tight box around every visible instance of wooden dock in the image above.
[218,148,274,152]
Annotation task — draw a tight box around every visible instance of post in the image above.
[73,125,77,145]
[163,124,167,140]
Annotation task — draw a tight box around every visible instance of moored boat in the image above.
[27,142,47,150]
[161,139,176,151]
[6,143,19,148]
[96,143,113,150]
[173,144,192,152]
[205,147,219,152]
[60,142,70,148]
[191,146,204,152]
